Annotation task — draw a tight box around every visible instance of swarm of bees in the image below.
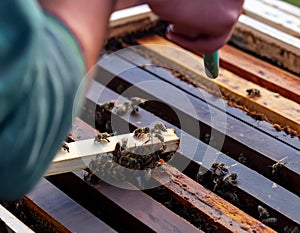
[60,142,70,153]
[86,123,175,188]
[196,162,240,206]
[246,88,261,98]
[257,205,277,226]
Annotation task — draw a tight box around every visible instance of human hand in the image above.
[145,0,244,54]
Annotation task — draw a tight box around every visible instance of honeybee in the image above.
[152,122,167,132]
[130,97,148,113]
[246,88,260,97]
[114,102,131,115]
[94,132,112,143]
[133,127,150,138]
[271,156,288,179]
[262,217,277,226]
[257,205,270,219]
[223,173,238,185]
[100,101,115,112]
[213,173,238,192]
[210,162,229,177]
[284,226,300,233]
[61,142,70,153]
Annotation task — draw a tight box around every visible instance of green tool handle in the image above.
[203,51,219,79]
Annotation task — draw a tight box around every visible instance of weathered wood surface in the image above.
[244,0,300,38]
[26,178,116,233]
[257,0,300,18]
[232,14,300,74]
[219,45,300,104]
[109,5,158,39]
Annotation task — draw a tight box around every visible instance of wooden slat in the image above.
[26,179,116,233]
[108,5,159,39]
[257,0,300,18]
[135,35,300,136]
[0,204,34,233]
[243,0,300,38]
[47,130,179,176]
[232,14,300,74]
[82,79,300,231]
[219,44,300,104]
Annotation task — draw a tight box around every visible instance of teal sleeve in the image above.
[0,1,85,200]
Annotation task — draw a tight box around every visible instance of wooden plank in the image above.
[0,204,34,233]
[108,5,159,39]
[232,14,300,74]
[135,35,300,136]
[243,0,300,38]
[151,164,276,233]
[26,179,116,233]
[47,130,179,176]
[257,0,300,18]
[82,80,300,230]
[219,44,300,104]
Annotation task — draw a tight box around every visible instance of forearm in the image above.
[39,0,117,70]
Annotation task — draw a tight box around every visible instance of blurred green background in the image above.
[283,0,300,7]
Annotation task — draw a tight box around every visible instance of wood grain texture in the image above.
[26,179,116,233]
[136,35,300,136]
[232,15,300,74]
[244,0,300,38]
[257,0,300,18]
[219,44,300,104]
[108,5,159,39]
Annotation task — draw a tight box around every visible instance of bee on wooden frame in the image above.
[94,132,112,143]
[270,156,288,180]
[246,88,260,98]
[60,142,70,153]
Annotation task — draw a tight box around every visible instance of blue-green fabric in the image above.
[0,0,85,200]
